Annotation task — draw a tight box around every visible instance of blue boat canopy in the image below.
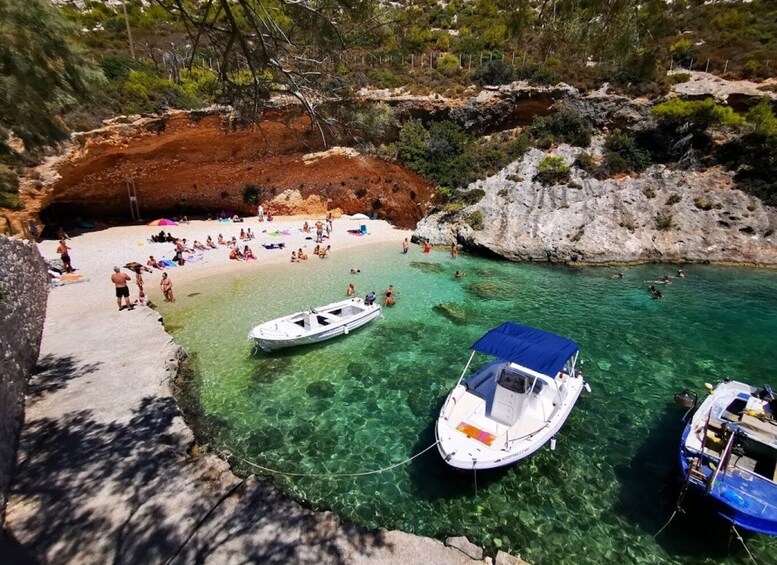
[470,322,579,377]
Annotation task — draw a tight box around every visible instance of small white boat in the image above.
[436,322,590,470]
[248,297,381,352]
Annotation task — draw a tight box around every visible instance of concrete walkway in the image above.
[6,276,494,563]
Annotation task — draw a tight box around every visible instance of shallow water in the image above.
[161,243,777,564]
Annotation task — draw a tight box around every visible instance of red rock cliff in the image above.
[5,108,434,235]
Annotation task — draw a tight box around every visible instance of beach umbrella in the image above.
[350,213,370,220]
[147,218,178,226]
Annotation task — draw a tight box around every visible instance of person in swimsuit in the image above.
[384,285,396,306]
[451,242,458,259]
[346,283,355,296]
[57,240,73,272]
[134,266,146,303]
[423,241,432,254]
[111,266,132,310]
[147,255,165,270]
[160,272,175,302]
[402,238,409,254]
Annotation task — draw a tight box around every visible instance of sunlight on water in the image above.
[160,243,777,564]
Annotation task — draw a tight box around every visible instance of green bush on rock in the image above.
[535,156,570,185]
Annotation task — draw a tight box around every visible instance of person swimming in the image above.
[454,270,465,278]
[384,285,396,306]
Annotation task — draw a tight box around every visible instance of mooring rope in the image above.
[228,440,440,478]
[732,525,758,565]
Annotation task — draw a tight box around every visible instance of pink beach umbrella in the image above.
[147,218,178,226]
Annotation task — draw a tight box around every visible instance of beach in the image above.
[38,215,412,300]
[6,217,500,564]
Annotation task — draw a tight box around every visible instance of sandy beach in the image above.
[39,215,411,304]
[7,216,502,564]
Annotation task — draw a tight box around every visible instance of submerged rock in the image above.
[465,282,512,301]
[432,302,468,324]
[409,261,445,274]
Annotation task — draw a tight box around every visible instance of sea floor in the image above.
[161,243,777,564]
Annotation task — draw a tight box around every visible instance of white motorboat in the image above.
[436,322,590,470]
[248,297,381,352]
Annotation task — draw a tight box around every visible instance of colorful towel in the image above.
[456,422,496,446]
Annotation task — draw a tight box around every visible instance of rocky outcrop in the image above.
[361,82,651,134]
[3,108,434,236]
[0,236,48,527]
[416,143,777,265]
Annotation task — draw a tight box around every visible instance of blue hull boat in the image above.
[678,379,777,536]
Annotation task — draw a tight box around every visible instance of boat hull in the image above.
[679,380,777,536]
[249,299,381,352]
[436,371,586,470]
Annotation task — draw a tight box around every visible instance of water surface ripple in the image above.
[162,243,777,564]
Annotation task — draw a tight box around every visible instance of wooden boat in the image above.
[248,297,381,352]
[436,322,590,470]
[678,379,777,535]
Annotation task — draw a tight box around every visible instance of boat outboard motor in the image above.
[758,384,775,401]
[364,291,376,306]
[674,389,697,409]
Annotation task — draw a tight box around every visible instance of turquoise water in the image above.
[161,243,777,564]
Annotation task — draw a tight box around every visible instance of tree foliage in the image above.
[153,0,373,139]
[0,0,102,150]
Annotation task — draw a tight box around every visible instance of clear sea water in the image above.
[160,242,777,564]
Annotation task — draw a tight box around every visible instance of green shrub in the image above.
[367,70,405,89]
[574,152,597,173]
[643,187,656,199]
[0,164,22,209]
[535,156,570,185]
[436,54,460,77]
[666,193,682,205]
[694,197,714,210]
[603,130,652,174]
[445,202,464,213]
[473,60,516,86]
[530,108,592,147]
[668,72,692,85]
[746,97,777,137]
[652,98,744,130]
[655,211,674,231]
[465,210,485,230]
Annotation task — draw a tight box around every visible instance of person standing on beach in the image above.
[402,238,409,254]
[450,242,458,259]
[111,267,132,310]
[315,220,324,243]
[57,240,73,272]
[160,272,175,302]
[258,204,265,221]
[134,266,146,303]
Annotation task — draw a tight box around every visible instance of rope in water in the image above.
[228,440,440,478]
[732,525,758,565]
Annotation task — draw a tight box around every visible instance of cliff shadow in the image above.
[10,390,390,564]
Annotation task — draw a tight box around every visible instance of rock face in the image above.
[3,108,434,236]
[0,236,48,527]
[416,144,777,265]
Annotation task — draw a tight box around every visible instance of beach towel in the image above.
[347,229,363,236]
[160,259,177,267]
[456,422,496,446]
[280,229,292,236]
[267,231,280,237]
[262,243,286,250]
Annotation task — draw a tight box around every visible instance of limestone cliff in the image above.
[0,237,48,527]
[415,144,777,265]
